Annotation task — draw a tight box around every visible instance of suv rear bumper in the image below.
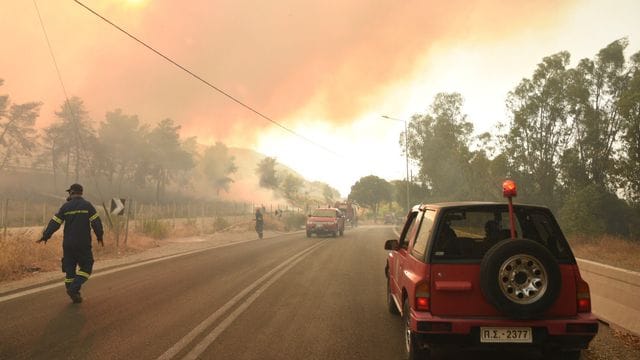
[410,311,598,350]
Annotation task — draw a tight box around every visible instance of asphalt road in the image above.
[1,226,637,360]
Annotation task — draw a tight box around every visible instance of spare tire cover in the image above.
[480,239,561,319]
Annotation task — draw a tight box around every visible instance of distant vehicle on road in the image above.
[306,207,345,237]
[383,213,395,224]
[335,201,358,227]
[384,180,597,360]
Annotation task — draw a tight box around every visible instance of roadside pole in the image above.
[3,199,8,239]
[124,198,130,246]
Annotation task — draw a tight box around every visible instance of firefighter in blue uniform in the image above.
[255,207,264,239]
[38,183,104,303]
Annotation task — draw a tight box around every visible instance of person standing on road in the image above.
[37,183,104,304]
[255,207,264,239]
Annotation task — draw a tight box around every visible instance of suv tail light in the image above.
[415,281,430,311]
[576,277,591,313]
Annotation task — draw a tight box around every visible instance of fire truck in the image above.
[334,201,358,227]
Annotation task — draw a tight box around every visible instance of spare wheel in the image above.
[480,239,561,319]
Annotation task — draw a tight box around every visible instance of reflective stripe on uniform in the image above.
[64,278,74,283]
[52,215,63,224]
[64,210,89,216]
[76,270,91,279]
[89,213,99,221]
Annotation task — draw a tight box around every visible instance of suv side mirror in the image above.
[384,239,399,250]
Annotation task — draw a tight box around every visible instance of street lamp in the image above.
[382,115,410,211]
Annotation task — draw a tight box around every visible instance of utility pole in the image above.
[382,115,410,211]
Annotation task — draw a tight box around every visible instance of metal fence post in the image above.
[3,199,9,239]
[23,201,27,227]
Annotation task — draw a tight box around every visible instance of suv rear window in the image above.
[430,206,573,262]
[311,209,337,217]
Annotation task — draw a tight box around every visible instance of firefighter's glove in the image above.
[36,236,47,244]
[97,237,104,247]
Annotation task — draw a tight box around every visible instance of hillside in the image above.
[0,146,338,208]
[205,147,336,206]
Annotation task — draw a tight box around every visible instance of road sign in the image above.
[110,198,126,216]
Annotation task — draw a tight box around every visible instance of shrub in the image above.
[559,185,631,237]
[213,217,229,231]
[142,219,169,239]
[283,213,306,231]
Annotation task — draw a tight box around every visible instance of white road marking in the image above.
[157,241,326,360]
[576,257,640,277]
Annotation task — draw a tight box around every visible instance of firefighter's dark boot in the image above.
[67,289,82,303]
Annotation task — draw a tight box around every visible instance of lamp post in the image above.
[382,115,410,211]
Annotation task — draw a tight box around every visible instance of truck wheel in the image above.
[403,299,430,360]
[480,239,561,319]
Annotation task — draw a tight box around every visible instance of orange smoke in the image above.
[2,0,578,145]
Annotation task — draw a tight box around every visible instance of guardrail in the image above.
[577,258,640,336]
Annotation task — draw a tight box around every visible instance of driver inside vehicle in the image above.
[438,220,460,256]
[484,220,501,241]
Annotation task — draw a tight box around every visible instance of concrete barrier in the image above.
[577,258,640,336]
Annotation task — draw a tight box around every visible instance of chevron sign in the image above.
[110,198,126,216]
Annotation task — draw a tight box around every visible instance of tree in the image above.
[145,118,194,202]
[322,183,340,205]
[0,79,41,172]
[405,93,476,201]
[256,157,279,189]
[390,179,431,208]
[563,39,631,190]
[201,141,238,196]
[504,52,573,207]
[42,97,96,187]
[281,172,303,202]
[95,109,147,193]
[348,175,391,218]
[618,51,640,204]
[558,184,631,237]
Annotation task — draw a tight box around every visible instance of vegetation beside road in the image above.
[0,212,304,283]
[569,234,640,273]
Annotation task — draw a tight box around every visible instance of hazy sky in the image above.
[2,0,639,196]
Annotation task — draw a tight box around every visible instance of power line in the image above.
[33,0,107,200]
[72,0,339,156]
[33,0,70,103]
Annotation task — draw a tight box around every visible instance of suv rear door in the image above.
[428,205,578,318]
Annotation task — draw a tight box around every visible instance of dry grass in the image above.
[0,229,161,282]
[0,229,62,282]
[568,234,640,272]
[0,214,294,283]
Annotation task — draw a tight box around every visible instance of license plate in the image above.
[480,327,532,343]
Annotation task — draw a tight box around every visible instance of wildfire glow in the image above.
[121,0,149,8]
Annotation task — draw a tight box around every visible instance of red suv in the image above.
[306,207,345,237]
[384,182,597,359]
